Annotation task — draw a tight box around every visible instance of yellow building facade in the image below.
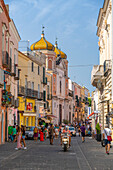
[18,51,46,127]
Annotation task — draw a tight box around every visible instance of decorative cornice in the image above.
[1,0,10,22]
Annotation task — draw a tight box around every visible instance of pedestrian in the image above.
[80,123,86,143]
[21,126,27,149]
[48,124,55,145]
[34,126,38,141]
[8,125,13,142]
[103,125,112,155]
[55,124,59,139]
[44,127,47,140]
[15,127,22,150]
[39,126,44,142]
[12,125,16,141]
[78,126,81,137]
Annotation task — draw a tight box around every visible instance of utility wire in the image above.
[69,64,94,67]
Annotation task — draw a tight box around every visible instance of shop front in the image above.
[18,97,36,127]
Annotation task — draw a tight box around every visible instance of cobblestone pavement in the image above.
[0,136,113,170]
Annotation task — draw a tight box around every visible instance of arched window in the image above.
[48,60,52,70]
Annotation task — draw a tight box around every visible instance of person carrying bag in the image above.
[103,125,112,155]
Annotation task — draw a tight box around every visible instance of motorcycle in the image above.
[62,132,69,152]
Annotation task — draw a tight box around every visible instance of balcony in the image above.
[91,65,104,87]
[11,64,16,76]
[18,85,44,100]
[14,98,19,108]
[43,77,47,85]
[0,68,4,87]
[2,51,12,72]
[69,91,73,97]
[104,60,111,77]
[47,94,52,100]
[37,92,43,100]
[14,68,19,80]
[18,86,25,96]
[26,88,35,98]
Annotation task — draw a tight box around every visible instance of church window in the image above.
[48,60,52,70]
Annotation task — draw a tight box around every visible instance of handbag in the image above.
[104,129,112,141]
[107,136,112,141]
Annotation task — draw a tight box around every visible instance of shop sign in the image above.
[27,103,33,111]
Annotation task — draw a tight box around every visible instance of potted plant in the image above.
[96,123,101,141]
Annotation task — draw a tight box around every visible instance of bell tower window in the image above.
[48,60,52,70]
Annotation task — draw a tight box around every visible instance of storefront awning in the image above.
[41,118,50,123]
[87,111,99,119]
[87,112,95,119]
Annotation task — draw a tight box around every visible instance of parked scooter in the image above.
[62,132,69,152]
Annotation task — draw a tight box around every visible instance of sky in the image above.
[5,0,104,93]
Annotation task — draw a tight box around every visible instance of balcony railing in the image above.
[14,67,19,80]
[0,68,4,87]
[18,86,25,96]
[104,60,111,76]
[11,64,16,76]
[2,51,12,71]
[47,94,52,100]
[18,86,43,100]
[91,65,103,87]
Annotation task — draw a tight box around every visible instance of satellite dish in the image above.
[97,80,102,90]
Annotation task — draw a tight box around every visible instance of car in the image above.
[25,126,35,139]
[69,127,76,137]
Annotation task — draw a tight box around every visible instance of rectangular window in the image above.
[10,48,12,59]
[38,84,40,98]
[6,40,8,52]
[43,90,46,101]
[43,67,45,78]
[31,62,34,72]
[2,32,4,52]
[38,66,40,75]
[31,82,34,90]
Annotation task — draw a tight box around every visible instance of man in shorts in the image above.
[48,124,55,145]
[103,125,112,155]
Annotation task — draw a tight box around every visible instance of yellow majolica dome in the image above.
[54,41,67,59]
[30,31,54,51]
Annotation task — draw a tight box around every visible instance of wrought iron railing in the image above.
[2,51,12,71]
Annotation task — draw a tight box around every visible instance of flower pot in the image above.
[96,134,101,141]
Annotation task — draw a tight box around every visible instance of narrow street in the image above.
[0,137,113,170]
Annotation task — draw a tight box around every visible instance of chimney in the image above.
[5,4,9,14]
